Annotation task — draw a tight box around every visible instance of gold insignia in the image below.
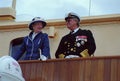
[80,49,89,57]
[59,54,65,58]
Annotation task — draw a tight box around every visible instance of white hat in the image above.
[0,56,25,81]
[28,17,47,30]
[65,12,80,22]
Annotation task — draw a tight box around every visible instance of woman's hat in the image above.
[28,17,47,30]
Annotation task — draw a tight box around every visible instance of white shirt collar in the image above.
[72,27,79,34]
[32,32,38,40]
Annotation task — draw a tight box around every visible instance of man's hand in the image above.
[65,55,79,58]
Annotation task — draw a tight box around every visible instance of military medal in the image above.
[81,41,85,45]
[76,42,81,47]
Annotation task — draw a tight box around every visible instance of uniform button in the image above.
[68,45,70,47]
[73,50,76,52]
[70,48,73,51]
[74,42,77,46]
[64,41,67,44]
[67,51,70,53]
[74,44,76,46]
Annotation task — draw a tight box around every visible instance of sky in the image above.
[0,0,120,21]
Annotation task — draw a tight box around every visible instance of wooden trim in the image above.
[19,55,120,63]
[81,16,120,24]
[0,14,120,31]
[19,56,120,81]
[0,15,15,20]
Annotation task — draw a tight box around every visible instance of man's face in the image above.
[66,18,78,30]
[32,22,43,33]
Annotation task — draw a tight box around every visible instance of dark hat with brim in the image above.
[65,13,80,22]
[28,17,47,30]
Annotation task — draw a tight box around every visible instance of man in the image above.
[13,17,51,60]
[55,12,96,58]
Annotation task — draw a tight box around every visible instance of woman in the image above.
[13,17,51,61]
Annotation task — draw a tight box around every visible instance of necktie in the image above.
[70,31,74,34]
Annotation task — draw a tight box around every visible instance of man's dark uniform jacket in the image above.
[55,28,96,58]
